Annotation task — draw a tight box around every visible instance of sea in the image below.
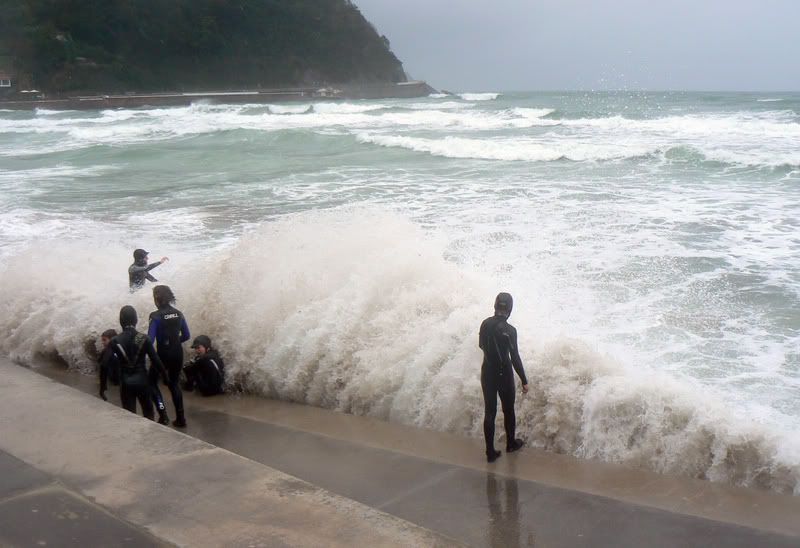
[1,91,798,494]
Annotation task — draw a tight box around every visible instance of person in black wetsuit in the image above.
[148,285,191,427]
[129,249,169,291]
[104,306,167,419]
[183,335,226,397]
[479,292,529,463]
[98,329,120,401]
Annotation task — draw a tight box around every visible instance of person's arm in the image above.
[129,263,154,274]
[507,326,529,388]
[180,316,191,343]
[183,359,198,375]
[144,339,167,378]
[145,260,163,272]
[145,273,158,283]
[98,348,110,400]
[148,317,159,344]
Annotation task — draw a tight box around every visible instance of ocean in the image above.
[1,91,798,494]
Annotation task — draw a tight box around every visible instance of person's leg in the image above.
[482,370,500,459]
[499,376,523,452]
[167,363,185,426]
[149,367,169,424]
[137,386,155,421]
[160,348,186,427]
[120,384,136,413]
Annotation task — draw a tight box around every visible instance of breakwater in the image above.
[0,81,436,110]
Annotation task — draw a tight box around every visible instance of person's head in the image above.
[153,285,176,308]
[101,328,117,347]
[133,248,149,265]
[191,335,212,356]
[119,305,138,328]
[494,292,513,318]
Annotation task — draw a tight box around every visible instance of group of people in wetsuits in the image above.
[97,249,226,428]
[105,250,528,461]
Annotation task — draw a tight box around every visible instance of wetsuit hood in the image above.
[494,292,513,316]
[191,335,212,349]
[133,249,148,265]
[119,305,138,328]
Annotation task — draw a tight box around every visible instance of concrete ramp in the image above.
[0,362,457,547]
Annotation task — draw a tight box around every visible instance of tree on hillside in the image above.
[0,0,406,93]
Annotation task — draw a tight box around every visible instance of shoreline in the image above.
[0,81,436,111]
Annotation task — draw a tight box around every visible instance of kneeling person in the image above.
[184,335,225,396]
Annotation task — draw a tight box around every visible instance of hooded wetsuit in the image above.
[184,349,225,396]
[479,314,528,455]
[148,305,190,423]
[128,260,163,291]
[108,326,166,420]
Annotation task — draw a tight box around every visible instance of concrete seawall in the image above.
[0,362,458,547]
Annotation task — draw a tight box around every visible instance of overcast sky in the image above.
[355,0,800,91]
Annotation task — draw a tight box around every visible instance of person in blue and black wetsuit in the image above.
[148,285,191,427]
[129,249,169,291]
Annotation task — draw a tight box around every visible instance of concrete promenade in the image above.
[0,362,458,547]
[7,359,800,547]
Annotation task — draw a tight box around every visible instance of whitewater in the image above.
[1,91,799,494]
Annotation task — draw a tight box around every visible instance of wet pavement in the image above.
[30,363,800,548]
[183,408,799,548]
[0,362,459,548]
[0,450,165,547]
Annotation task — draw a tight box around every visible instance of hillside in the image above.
[0,0,407,94]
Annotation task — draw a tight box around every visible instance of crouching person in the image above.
[184,335,225,396]
[110,305,168,420]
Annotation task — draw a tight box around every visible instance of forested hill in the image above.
[0,0,407,94]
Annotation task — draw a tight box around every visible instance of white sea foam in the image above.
[310,102,388,114]
[357,133,656,162]
[0,209,798,494]
[3,101,798,167]
[267,104,312,115]
[458,92,500,101]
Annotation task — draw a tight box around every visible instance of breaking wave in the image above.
[2,100,798,167]
[1,209,798,495]
[356,133,657,162]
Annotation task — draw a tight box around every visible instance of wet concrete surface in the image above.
[0,363,460,547]
[184,408,800,548]
[0,450,165,547]
[31,363,800,548]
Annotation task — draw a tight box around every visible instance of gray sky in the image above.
[354,0,800,91]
